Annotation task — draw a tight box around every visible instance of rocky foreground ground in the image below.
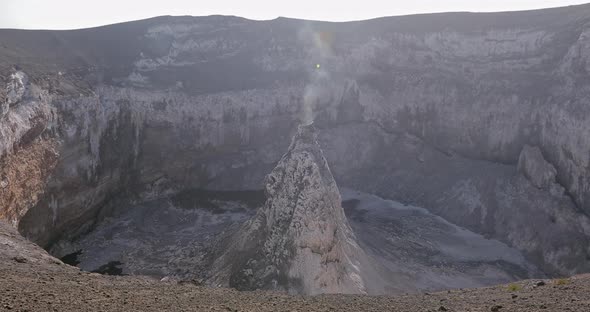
[1,221,589,312]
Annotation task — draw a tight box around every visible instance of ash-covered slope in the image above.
[209,124,368,295]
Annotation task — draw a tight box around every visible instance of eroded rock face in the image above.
[2,71,28,118]
[0,71,54,158]
[0,139,59,227]
[518,145,563,195]
[0,70,57,227]
[17,86,299,247]
[6,71,28,106]
[209,124,367,295]
[0,98,7,118]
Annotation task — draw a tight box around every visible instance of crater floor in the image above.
[51,190,262,280]
[51,189,540,293]
[2,220,589,312]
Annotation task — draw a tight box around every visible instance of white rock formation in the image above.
[6,71,28,106]
[518,145,559,190]
[2,71,29,118]
[0,71,54,159]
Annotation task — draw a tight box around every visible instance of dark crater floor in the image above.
[50,189,542,293]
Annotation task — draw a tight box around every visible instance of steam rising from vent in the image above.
[302,69,329,125]
[299,24,334,125]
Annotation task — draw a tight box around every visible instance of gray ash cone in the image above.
[209,124,368,295]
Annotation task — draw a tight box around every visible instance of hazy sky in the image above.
[1,0,589,30]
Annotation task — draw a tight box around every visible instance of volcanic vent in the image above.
[209,124,369,295]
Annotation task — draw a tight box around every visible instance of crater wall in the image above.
[1,5,590,276]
